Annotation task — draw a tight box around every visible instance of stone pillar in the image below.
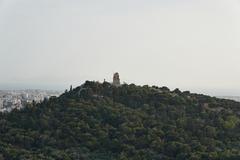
[113,72,120,87]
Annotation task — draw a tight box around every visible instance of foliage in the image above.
[0,81,240,159]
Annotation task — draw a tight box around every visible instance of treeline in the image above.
[0,81,240,159]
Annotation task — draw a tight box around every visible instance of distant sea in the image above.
[217,96,240,102]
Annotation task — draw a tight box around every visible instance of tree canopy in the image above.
[0,81,239,159]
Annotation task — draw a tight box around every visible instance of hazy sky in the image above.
[0,0,240,96]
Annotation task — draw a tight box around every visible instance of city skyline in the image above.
[1,0,240,96]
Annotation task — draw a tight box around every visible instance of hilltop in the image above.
[0,81,240,160]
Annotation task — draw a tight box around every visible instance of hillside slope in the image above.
[0,81,240,160]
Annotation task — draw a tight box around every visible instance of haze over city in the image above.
[1,0,240,96]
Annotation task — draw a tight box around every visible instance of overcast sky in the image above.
[0,0,240,95]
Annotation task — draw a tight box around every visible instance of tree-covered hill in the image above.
[0,81,240,160]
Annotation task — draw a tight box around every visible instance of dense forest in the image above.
[0,81,240,160]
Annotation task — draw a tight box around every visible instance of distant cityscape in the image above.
[0,90,62,112]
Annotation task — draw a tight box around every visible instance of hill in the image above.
[0,81,240,160]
